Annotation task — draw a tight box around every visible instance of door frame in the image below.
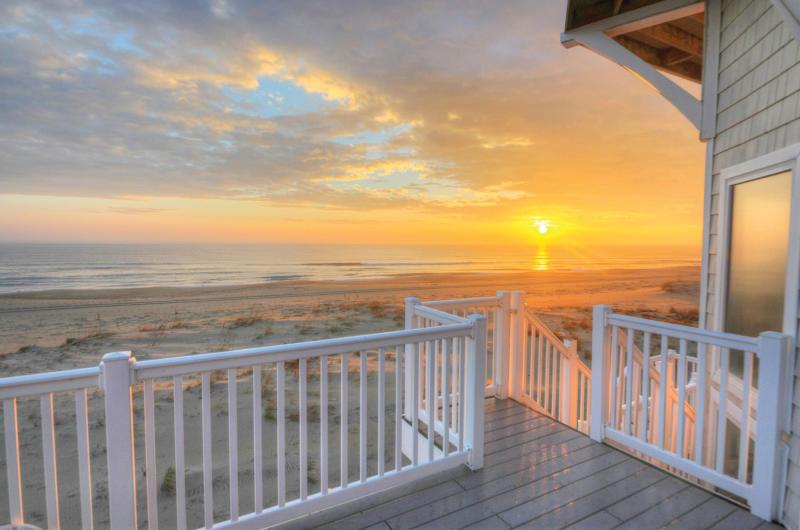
[714,144,800,338]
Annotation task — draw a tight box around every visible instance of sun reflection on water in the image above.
[533,247,549,271]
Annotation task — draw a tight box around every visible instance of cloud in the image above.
[0,0,703,221]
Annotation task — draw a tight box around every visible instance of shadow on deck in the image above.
[274,399,781,530]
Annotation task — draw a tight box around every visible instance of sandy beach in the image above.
[0,266,700,529]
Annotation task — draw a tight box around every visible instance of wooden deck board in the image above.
[272,399,770,530]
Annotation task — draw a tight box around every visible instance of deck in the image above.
[275,398,780,530]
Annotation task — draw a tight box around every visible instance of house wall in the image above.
[704,0,800,526]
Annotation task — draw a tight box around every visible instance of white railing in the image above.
[412,293,510,399]
[0,320,487,530]
[2,291,792,527]
[1,367,101,530]
[591,305,792,521]
[514,304,592,434]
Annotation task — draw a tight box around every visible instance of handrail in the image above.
[135,322,471,379]
[607,313,758,351]
[422,295,501,309]
[412,304,468,326]
[0,366,99,399]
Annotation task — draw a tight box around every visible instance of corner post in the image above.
[560,339,577,426]
[466,313,487,470]
[404,297,421,418]
[495,291,511,399]
[590,305,610,442]
[510,291,526,400]
[101,351,138,530]
[751,331,791,521]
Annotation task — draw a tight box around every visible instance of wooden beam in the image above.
[613,0,625,15]
[660,47,695,65]
[562,0,704,45]
[643,22,703,56]
[616,35,702,81]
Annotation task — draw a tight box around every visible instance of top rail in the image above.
[0,366,100,400]
[422,295,501,309]
[135,322,472,380]
[412,304,468,325]
[607,313,759,351]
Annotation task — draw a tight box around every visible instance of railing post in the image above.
[590,305,610,442]
[466,313,487,470]
[510,291,525,400]
[751,331,791,521]
[404,297,420,419]
[495,291,511,399]
[101,351,138,530]
[562,339,578,426]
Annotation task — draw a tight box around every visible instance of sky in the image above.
[0,0,706,249]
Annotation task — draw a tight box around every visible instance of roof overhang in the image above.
[562,0,705,83]
[561,0,706,133]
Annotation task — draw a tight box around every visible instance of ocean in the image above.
[0,243,700,294]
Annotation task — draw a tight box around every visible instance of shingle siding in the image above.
[705,1,800,527]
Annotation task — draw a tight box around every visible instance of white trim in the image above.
[564,30,702,131]
[713,143,800,338]
[701,0,722,140]
[561,0,704,46]
[770,0,800,44]
[699,140,715,328]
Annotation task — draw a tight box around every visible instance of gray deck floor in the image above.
[275,398,782,530]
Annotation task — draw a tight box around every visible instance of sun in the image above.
[534,220,550,234]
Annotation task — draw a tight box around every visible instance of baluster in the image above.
[252,367,263,511]
[394,347,403,472]
[75,388,94,530]
[144,380,158,530]
[228,368,239,520]
[173,376,187,530]
[621,329,632,435]
[537,331,545,405]
[526,326,534,399]
[427,340,435,462]
[41,392,60,530]
[641,333,651,442]
[277,362,286,505]
[3,399,23,527]
[676,339,687,457]
[443,340,450,456]
[340,353,349,487]
[458,337,466,453]
[657,336,668,449]
[299,358,308,499]
[738,351,753,482]
[412,342,420,465]
[378,348,386,476]
[360,351,368,482]
[715,348,730,473]
[451,337,457,433]
[609,326,619,429]
[695,344,706,466]
[320,355,329,493]
[201,372,214,528]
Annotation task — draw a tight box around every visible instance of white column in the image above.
[101,351,138,530]
[590,305,610,442]
[465,313,487,470]
[404,297,420,418]
[495,291,511,399]
[510,291,525,400]
[751,331,791,521]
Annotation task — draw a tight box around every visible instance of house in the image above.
[2,1,799,529]
[561,0,800,527]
